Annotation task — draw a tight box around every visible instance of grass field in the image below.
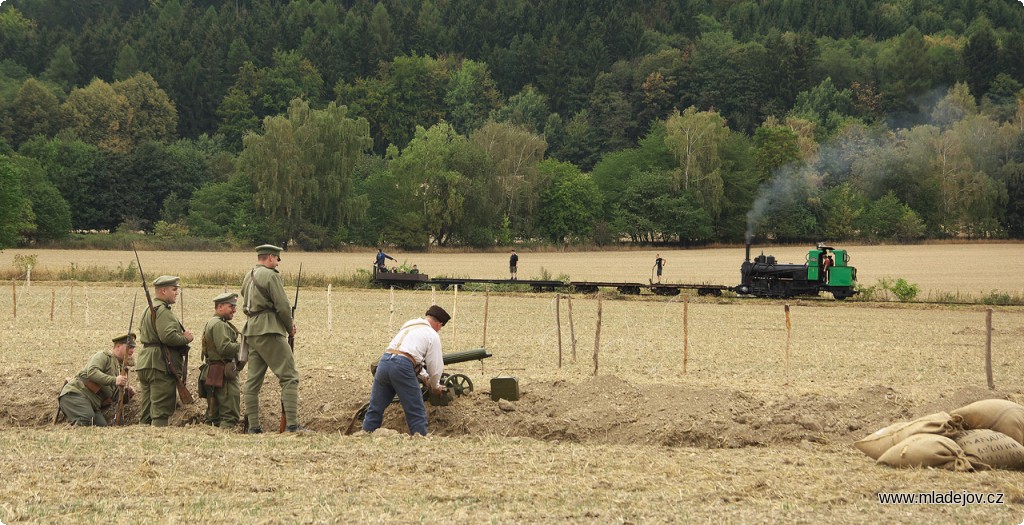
[3,242,1023,299]
[1,245,1023,523]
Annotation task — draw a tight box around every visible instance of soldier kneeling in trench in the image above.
[57,334,137,426]
[362,305,450,436]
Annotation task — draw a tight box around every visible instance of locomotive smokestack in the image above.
[745,241,751,262]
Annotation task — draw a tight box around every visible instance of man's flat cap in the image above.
[153,275,180,287]
[256,244,283,256]
[113,333,137,347]
[213,292,238,305]
[425,305,451,325]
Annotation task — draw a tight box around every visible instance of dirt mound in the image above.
[8,366,1021,447]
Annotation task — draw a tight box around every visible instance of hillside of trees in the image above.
[1,0,1023,250]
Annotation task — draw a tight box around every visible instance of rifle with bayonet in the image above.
[112,292,137,425]
[280,263,302,433]
[133,244,194,405]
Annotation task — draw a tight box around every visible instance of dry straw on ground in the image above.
[1,246,1023,522]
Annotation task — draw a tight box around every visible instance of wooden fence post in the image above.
[482,289,489,348]
[327,284,333,334]
[452,284,459,351]
[784,304,792,381]
[683,296,689,374]
[593,294,603,376]
[556,293,563,368]
[388,286,395,332]
[50,289,55,322]
[986,308,994,390]
[567,296,578,362]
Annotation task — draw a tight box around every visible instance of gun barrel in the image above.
[442,347,492,366]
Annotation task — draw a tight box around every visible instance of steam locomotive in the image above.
[734,243,858,300]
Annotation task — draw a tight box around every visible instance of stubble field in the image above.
[1,244,1023,523]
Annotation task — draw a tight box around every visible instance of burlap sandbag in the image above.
[955,429,1024,471]
[854,412,965,460]
[877,434,974,471]
[951,399,1024,446]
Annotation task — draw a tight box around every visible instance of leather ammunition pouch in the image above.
[224,361,239,380]
[83,379,102,395]
[205,362,226,388]
[197,363,209,399]
[83,379,113,407]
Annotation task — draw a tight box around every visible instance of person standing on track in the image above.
[653,254,667,284]
[509,250,519,280]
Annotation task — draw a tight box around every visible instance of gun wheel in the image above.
[444,374,474,396]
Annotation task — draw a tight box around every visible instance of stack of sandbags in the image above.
[854,412,972,471]
[856,399,1024,471]
[950,399,1024,471]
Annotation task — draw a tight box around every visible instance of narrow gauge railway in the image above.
[372,244,859,301]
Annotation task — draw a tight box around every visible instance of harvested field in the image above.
[3,242,1023,298]
[1,246,1024,522]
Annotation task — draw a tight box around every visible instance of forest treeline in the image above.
[1,0,1023,250]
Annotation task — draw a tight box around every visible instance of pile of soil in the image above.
[4,366,1019,448]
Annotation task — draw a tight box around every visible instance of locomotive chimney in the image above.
[745,241,751,262]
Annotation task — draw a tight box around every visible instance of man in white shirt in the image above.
[362,305,450,435]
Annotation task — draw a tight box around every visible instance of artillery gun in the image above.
[352,347,493,423]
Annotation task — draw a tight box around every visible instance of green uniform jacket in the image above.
[241,264,293,337]
[203,315,240,361]
[137,298,190,373]
[60,350,122,410]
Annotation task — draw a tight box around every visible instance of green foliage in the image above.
[187,174,255,239]
[1,0,1024,248]
[59,74,177,153]
[0,155,34,247]
[12,254,37,274]
[980,290,1024,306]
[536,160,601,243]
[8,154,71,242]
[17,136,120,230]
[239,99,372,248]
[857,191,924,241]
[9,77,60,146]
[153,220,189,239]
[879,277,920,302]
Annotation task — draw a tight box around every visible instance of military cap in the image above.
[425,305,451,325]
[153,275,181,288]
[113,333,137,347]
[213,292,238,305]
[255,244,283,257]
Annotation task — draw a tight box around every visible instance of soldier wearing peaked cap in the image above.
[137,275,194,427]
[362,305,450,436]
[241,244,303,433]
[58,334,137,426]
[200,292,243,429]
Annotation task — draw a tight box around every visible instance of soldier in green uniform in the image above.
[201,292,243,429]
[137,275,194,427]
[241,244,304,433]
[57,334,137,426]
